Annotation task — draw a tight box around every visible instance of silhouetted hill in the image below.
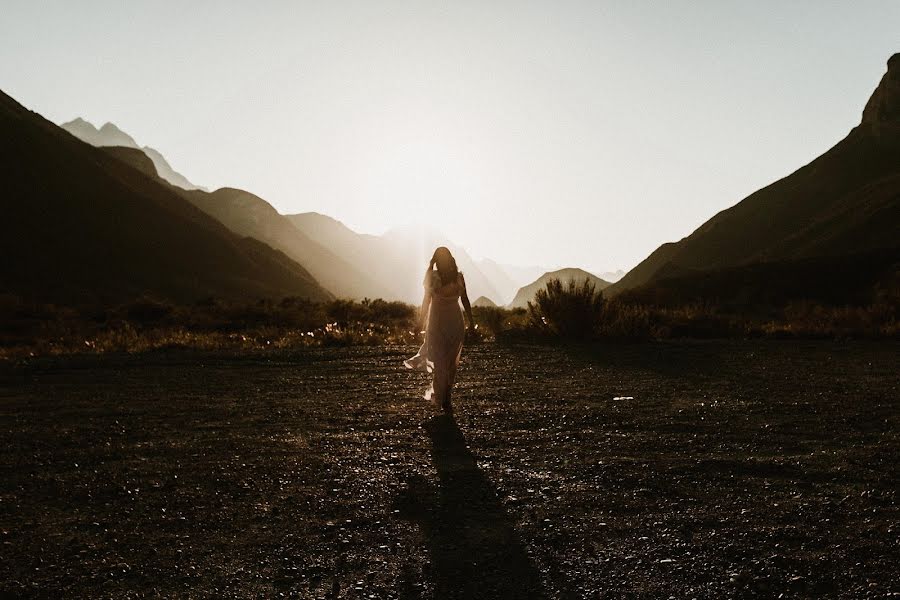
[608,54,900,300]
[287,215,504,304]
[64,138,389,299]
[473,296,499,308]
[508,268,611,308]
[60,117,205,191]
[101,146,159,178]
[181,189,391,300]
[0,90,332,305]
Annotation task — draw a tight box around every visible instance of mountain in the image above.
[61,133,391,300]
[285,212,390,291]
[60,117,139,147]
[58,114,503,302]
[0,90,331,305]
[607,54,900,301]
[59,117,205,191]
[140,146,203,191]
[863,53,900,123]
[287,212,382,252]
[180,189,392,300]
[474,258,520,305]
[473,296,499,308]
[508,268,612,309]
[287,216,505,304]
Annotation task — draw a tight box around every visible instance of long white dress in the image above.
[404,270,466,408]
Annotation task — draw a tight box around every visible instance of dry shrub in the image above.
[0,296,418,358]
[528,278,605,340]
[474,306,506,337]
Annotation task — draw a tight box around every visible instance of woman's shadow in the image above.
[394,414,546,599]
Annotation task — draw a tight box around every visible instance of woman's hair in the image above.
[427,246,459,287]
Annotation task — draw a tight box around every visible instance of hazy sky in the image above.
[2,1,897,272]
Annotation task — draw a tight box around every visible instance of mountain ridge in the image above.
[180,188,392,300]
[59,117,205,191]
[287,214,506,304]
[1,89,332,305]
[607,53,900,299]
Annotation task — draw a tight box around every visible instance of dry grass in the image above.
[2,285,897,359]
[0,296,419,359]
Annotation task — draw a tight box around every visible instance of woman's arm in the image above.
[461,292,475,331]
[459,275,475,331]
[419,289,432,331]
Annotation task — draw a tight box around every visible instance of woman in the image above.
[404,246,475,412]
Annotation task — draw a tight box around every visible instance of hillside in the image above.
[0,90,332,305]
[177,189,392,300]
[286,212,382,254]
[608,54,900,299]
[101,146,160,177]
[618,247,900,311]
[83,143,393,299]
[60,117,204,191]
[508,268,611,308]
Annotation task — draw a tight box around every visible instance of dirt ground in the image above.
[1,341,898,599]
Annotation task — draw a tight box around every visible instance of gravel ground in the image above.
[1,340,898,599]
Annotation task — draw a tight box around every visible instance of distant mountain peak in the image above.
[97,122,138,147]
[59,117,202,190]
[861,53,900,125]
[473,295,498,308]
[59,116,99,136]
[508,267,611,308]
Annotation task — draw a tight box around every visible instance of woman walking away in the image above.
[404,246,475,412]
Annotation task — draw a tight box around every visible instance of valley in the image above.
[2,341,897,597]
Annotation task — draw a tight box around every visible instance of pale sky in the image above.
[2,1,897,273]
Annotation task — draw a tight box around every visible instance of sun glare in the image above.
[359,132,480,233]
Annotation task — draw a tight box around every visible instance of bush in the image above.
[361,298,415,322]
[599,300,655,339]
[326,298,414,326]
[527,278,605,340]
[124,297,173,325]
[474,306,506,337]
